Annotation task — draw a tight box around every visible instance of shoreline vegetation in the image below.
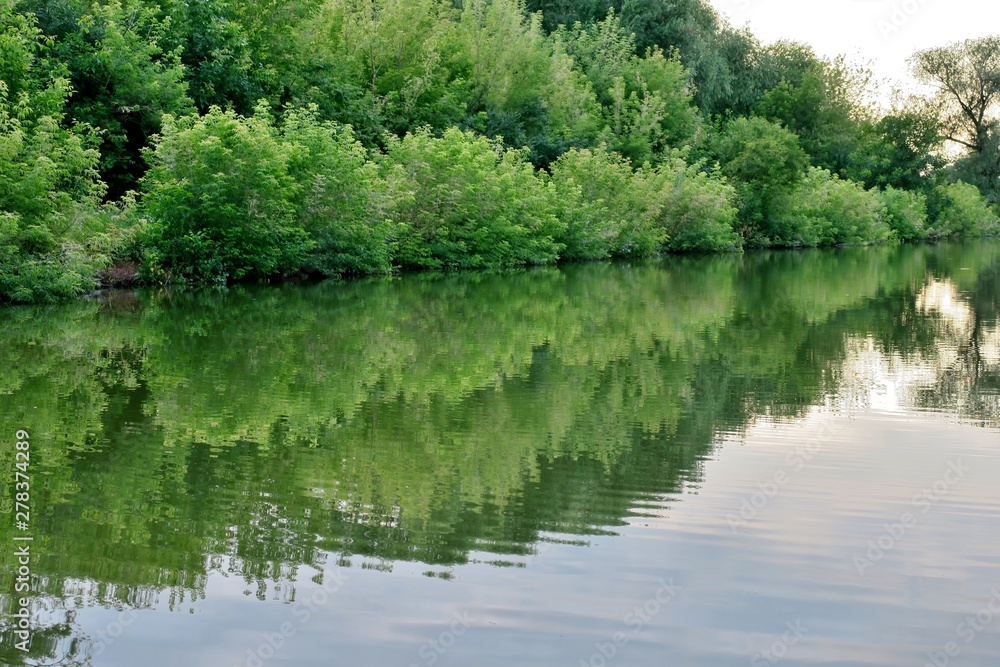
[2,0,1000,304]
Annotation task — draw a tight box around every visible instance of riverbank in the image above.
[4,2,1000,305]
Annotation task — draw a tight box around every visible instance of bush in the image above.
[1,213,91,302]
[710,116,809,245]
[878,186,928,241]
[140,107,312,283]
[772,168,890,247]
[0,201,143,302]
[548,147,739,257]
[643,157,741,252]
[547,147,663,260]
[383,128,563,270]
[0,10,111,303]
[547,148,619,261]
[930,181,1000,238]
[282,107,396,276]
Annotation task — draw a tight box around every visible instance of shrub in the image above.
[282,107,395,276]
[549,147,739,257]
[772,168,890,247]
[930,181,1000,238]
[0,213,90,302]
[547,147,663,260]
[878,186,928,241]
[0,203,140,302]
[643,157,741,252]
[710,116,809,245]
[547,149,619,261]
[140,107,311,283]
[383,128,563,270]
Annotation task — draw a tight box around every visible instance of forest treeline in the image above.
[2,0,1000,302]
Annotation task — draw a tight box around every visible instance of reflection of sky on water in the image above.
[836,278,999,422]
[75,410,1000,667]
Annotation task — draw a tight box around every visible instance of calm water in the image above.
[1,242,999,667]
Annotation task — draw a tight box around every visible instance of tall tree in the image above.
[910,36,1000,200]
[910,37,1000,155]
[753,43,866,175]
[843,103,944,192]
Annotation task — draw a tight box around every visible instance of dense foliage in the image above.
[140,107,311,283]
[2,0,999,302]
[383,127,563,269]
[547,146,652,260]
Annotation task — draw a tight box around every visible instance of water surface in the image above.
[1,242,999,667]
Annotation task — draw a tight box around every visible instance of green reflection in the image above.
[0,241,998,663]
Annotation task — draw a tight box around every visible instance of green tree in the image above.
[542,34,603,148]
[526,0,761,119]
[844,104,944,192]
[1,4,110,302]
[22,0,193,197]
[692,26,766,118]
[140,107,311,283]
[754,45,865,174]
[155,0,323,114]
[950,125,1000,203]
[562,11,699,163]
[910,36,1000,201]
[709,116,809,245]
[383,127,563,270]
[618,0,719,57]
[326,0,466,138]
[619,0,753,118]
[451,0,566,162]
[525,0,608,31]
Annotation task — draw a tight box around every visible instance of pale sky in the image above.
[708,0,1000,99]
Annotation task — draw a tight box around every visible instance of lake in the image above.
[1,241,999,667]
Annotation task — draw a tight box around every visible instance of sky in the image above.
[707,0,1000,99]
